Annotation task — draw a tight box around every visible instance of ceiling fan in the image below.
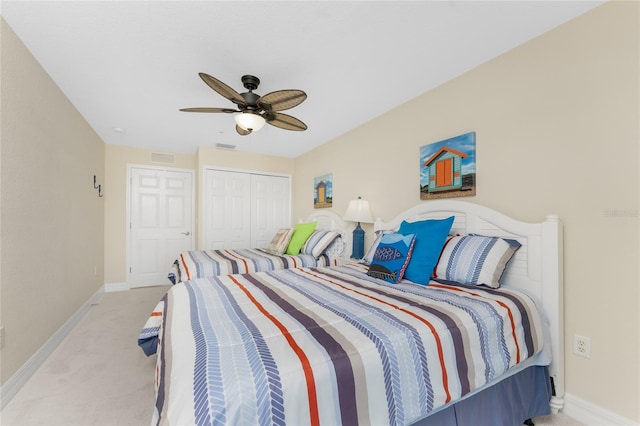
[180,73,308,136]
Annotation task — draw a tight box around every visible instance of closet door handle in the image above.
[181,232,191,236]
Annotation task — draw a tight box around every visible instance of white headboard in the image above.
[375,200,565,412]
[302,210,353,257]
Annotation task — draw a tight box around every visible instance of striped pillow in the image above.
[302,230,341,258]
[434,234,521,288]
[266,228,295,254]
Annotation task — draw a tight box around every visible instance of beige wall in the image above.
[0,20,105,383]
[294,1,639,421]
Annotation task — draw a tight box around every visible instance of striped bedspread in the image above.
[168,248,335,284]
[141,265,545,426]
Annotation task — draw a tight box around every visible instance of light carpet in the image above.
[1,285,584,426]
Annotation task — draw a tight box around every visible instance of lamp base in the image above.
[351,222,365,259]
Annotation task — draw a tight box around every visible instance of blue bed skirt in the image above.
[412,365,552,426]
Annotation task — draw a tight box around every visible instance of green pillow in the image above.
[285,222,317,255]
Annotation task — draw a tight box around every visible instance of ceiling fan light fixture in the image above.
[234,112,266,132]
[181,73,307,134]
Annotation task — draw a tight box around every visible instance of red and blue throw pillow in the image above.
[367,233,416,284]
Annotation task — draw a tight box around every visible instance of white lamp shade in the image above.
[234,112,266,131]
[343,197,374,223]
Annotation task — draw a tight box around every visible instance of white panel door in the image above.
[203,170,251,249]
[251,174,291,247]
[129,167,194,287]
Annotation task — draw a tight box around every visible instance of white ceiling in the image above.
[1,1,604,158]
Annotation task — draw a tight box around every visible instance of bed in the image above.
[167,210,352,284]
[139,200,564,425]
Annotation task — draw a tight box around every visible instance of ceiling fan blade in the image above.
[179,107,239,113]
[257,90,307,112]
[266,112,308,131]
[199,73,247,106]
[236,125,252,136]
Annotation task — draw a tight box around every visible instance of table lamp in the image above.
[343,196,374,259]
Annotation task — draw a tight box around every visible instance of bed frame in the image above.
[373,200,565,413]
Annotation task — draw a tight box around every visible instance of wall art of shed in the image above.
[314,173,333,208]
[420,132,476,200]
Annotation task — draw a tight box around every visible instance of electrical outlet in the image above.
[573,334,591,358]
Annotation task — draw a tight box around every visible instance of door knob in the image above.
[182,232,191,236]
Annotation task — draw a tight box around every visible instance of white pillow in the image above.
[266,228,295,254]
[324,236,345,258]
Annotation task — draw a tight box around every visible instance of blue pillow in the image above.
[367,233,416,284]
[398,216,454,285]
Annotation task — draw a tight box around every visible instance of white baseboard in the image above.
[105,282,130,292]
[563,392,638,425]
[0,285,105,410]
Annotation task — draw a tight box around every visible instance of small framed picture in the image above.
[314,173,333,208]
[420,132,476,200]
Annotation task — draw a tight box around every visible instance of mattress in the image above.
[140,264,547,425]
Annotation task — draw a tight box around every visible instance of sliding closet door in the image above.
[203,170,251,249]
[251,174,291,247]
[202,169,291,250]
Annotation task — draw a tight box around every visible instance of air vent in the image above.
[151,152,175,164]
[216,143,236,150]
